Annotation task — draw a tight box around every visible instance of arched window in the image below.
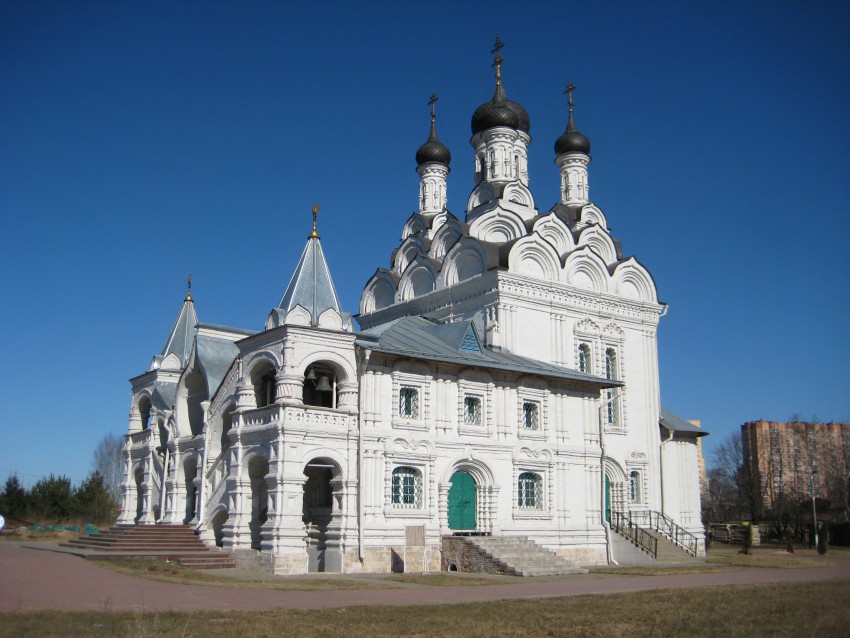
[578,343,592,374]
[630,471,641,504]
[391,466,422,508]
[605,348,619,426]
[517,472,542,510]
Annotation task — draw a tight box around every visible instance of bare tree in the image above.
[92,432,125,502]
[709,432,762,522]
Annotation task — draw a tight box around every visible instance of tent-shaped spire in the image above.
[277,205,344,326]
[158,275,199,368]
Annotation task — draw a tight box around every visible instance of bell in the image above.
[305,368,317,381]
[316,375,332,392]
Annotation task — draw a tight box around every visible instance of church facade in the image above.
[118,46,705,574]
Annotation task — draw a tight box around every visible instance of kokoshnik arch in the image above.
[120,40,706,574]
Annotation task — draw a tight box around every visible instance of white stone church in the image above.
[119,44,706,574]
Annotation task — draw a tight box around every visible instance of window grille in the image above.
[578,343,591,373]
[522,402,540,430]
[517,472,542,510]
[399,387,419,419]
[630,471,641,503]
[464,396,482,425]
[391,467,422,508]
[605,348,619,426]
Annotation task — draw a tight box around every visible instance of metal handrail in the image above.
[612,511,658,557]
[623,510,698,557]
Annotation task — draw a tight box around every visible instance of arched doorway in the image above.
[210,507,228,547]
[448,471,477,531]
[183,457,198,524]
[248,456,269,550]
[302,457,342,572]
[134,467,144,524]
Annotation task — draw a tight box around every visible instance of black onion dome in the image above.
[416,122,451,165]
[555,112,591,155]
[471,83,530,135]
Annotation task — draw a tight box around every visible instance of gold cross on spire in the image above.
[309,203,320,238]
[428,93,438,124]
[565,82,576,113]
[185,274,193,301]
[491,35,504,85]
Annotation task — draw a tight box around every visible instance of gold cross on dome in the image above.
[309,203,320,238]
[491,35,504,82]
[565,82,576,112]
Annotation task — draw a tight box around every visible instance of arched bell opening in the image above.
[251,361,277,408]
[302,362,340,409]
[138,396,153,430]
[248,455,269,550]
[302,457,343,572]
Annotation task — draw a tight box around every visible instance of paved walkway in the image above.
[2,542,849,613]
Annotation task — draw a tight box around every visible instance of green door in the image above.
[605,475,611,523]
[448,471,476,530]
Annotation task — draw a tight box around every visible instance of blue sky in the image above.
[2,1,848,487]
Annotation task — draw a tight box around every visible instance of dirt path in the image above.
[2,542,849,613]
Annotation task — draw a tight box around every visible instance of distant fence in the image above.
[708,523,760,545]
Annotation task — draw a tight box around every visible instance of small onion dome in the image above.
[555,112,591,155]
[416,121,451,166]
[471,83,530,135]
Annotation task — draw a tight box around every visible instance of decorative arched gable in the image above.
[317,307,343,330]
[579,203,609,231]
[577,225,618,265]
[397,255,438,301]
[502,181,535,208]
[360,269,399,314]
[175,355,210,437]
[611,257,658,303]
[429,217,464,260]
[284,304,312,326]
[429,210,458,236]
[467,182,496,210]
[160,352,182,371]
[563,247,610,293]
[392,235,428,275]
[532,213,575,258]
[442,235,487,286]
[507,234,560,282]
[469,208,526,244]
[401,213,426,240]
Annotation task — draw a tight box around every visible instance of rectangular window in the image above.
[522,402,540,430]
[399,387,419,419]
[464,396,482,425]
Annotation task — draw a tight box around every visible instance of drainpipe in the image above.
[659,427,674,517]
[358,347,371,564]
[599,389,624,566]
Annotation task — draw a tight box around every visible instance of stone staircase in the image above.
[610,510,704,566]
[60,524,236,569]
[462,536,587,577]
[611,527,704,565]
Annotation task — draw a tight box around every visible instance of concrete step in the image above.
[64,524,235,570]
[466,536,586,577]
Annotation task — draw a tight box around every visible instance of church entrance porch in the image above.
[448,471,477,531]
[302,458,343,572]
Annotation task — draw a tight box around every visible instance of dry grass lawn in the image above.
[2,580,848,637]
